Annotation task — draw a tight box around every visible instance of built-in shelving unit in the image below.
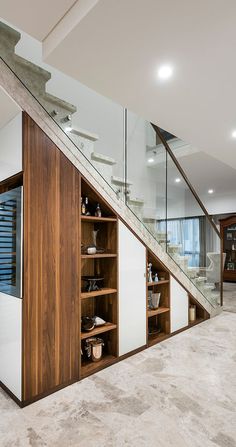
[146,250,170,346]
[188,295,208,327]
[220,215,236,282]
[80,177,118,378]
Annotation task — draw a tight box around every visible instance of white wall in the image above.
[0,292,22,400]
[0,112,22,181]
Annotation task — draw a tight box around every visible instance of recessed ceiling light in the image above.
[175,178,181,183]
[157,65,173,80]
[232,130,236,138]
[208,189,214,194]
[148,157,154,163]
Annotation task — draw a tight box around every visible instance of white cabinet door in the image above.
[170,276,189,333]
[119,220,146,356]
[0,292,22,400]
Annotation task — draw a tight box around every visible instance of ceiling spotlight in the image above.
[208,189,214,194]
[232,130,236,138]
[148,157,154,163]
[157,65,173,80]
[175,178,181,183]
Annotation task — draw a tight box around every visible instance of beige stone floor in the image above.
[0,291,236,447]
[223,282,236,313]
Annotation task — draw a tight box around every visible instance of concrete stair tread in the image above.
[71,128,99,142]
[43,92,77,114]
[14,54,51,82]
[128,197,145,205]
[111,176,132,186]
[0,22,21,49]
[91,151,116,165]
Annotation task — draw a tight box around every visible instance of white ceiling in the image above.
[0,87,21,129]
[40,0,236,170]
[0,0,76,40]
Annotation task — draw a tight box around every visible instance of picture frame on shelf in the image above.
[227,262,234,271]
[227,232,233,240]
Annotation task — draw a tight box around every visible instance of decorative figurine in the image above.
[154,273,159,282]
[148,263,153,283]
[95,203,102,217]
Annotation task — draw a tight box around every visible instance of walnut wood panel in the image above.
[22,113,81,402]
[0,172,23,194]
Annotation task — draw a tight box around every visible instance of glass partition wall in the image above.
[0,20,222,308]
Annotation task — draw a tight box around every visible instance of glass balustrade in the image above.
[165,152,221,307]
[126,112,167,247]
[0,20,222,308]
[0,20,125,197]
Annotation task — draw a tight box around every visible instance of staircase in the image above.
[0,21,222,317]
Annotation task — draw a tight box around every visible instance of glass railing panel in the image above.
[166,152,221,307]
[126,112,167,247]
[0,20,125,199]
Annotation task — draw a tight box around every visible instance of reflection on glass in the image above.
[126,113,167,247]
[0,186,22,298]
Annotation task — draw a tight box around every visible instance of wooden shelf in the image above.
[81,216,117,222]
[81,322,117,339]
[147,280,169,286]
[148,331,169,346]
[81,253,117,259]
[188,317,204,327]
[81,354,117,379]
[147,307,170,318]
[81,288,117,299]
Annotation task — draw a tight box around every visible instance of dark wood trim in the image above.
[0,381,23,408]
[151,123,221,238]
[21,378,80,407]
[0,171,23,194]
[119,345,147,361]
[219,215,236,285]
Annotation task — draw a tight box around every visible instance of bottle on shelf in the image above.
[81,197,86,215]
[95,203,102,218]
[85,197,91,216]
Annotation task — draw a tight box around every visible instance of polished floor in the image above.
[1,288,236,447]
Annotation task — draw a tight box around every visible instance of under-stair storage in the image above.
[80,178,118,378]
[147,251,170,346]
[189,296,209,327]
[0,103,214,407]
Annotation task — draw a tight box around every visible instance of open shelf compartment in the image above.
[147,250,170,346]
[80,177,118,378]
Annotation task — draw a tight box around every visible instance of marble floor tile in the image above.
[0,301,236,446]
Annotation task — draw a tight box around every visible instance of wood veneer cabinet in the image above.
[220,216,236,282]
[23,114,81,403]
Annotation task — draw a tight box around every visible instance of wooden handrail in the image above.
[151,123,221,239]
